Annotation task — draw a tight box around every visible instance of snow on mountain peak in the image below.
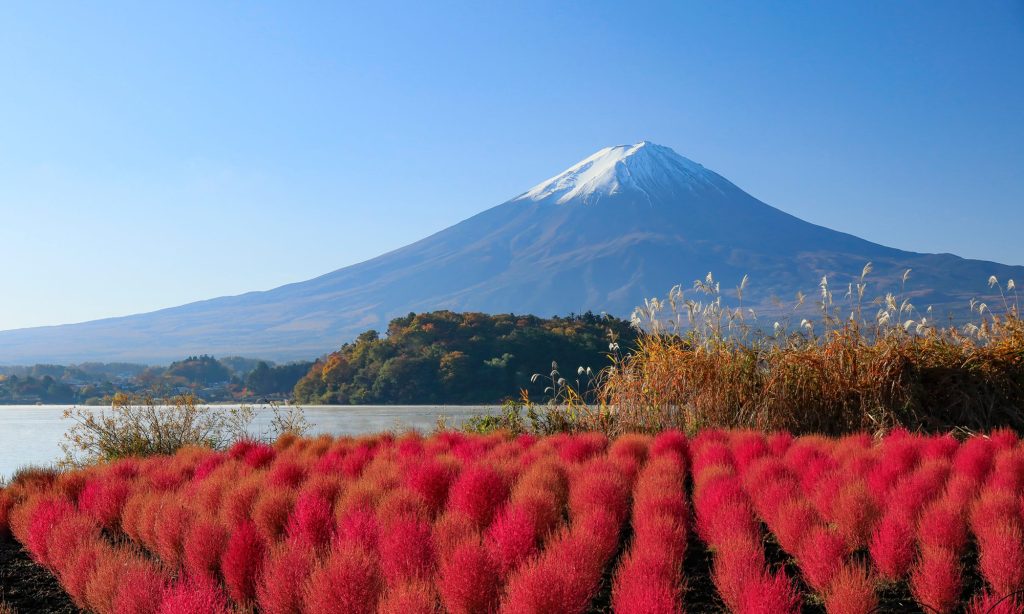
[515,141,715,205]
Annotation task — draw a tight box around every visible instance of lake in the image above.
[0,404,504,481]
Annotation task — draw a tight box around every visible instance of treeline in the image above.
[0,356,312,404]
[293,310,635,404]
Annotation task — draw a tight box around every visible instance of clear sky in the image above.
[1,1,1022,330]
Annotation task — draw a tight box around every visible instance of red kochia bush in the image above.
[918,501,968,553]
[439,537,501,614]
[303,544,384,614]
[159,579,230,614]
[797,526,849,592]
[823,563,878,614]
[405,459,457,513]
[286,492,335,550]
[257,539,317,614]
[448,464,510,528]
[739,569,802,614]
[113,561,167,614]
[26,496,76,567]
[182,517,229,584]
[966,592,1024,614]
[220,521,266,605]
[869,514,916,580]
[978,522,1024,598]
[486,503,539,576]
[911,547,962,614]
[78,477,132,530]
[378,516,435,584]
[378,580,439,614]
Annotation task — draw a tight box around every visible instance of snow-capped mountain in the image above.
[1,142,1020,363]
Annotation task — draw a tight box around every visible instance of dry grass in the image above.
[554,269,1023,436]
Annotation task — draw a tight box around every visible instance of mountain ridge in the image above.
[1,142,1020,364]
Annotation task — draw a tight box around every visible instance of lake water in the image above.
[0,404,503,481]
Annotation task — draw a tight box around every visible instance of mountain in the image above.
[1,141,1020,364]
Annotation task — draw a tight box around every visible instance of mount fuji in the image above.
[2,141,1021,364]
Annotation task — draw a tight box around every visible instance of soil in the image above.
[0,537,80,614]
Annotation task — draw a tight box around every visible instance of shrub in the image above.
[739,570,802,614]
[154,501,192,569]
[978,522,1024,598]
[486,503,539,576]
[256,539,318,614]
[286,492,335,550]
[378,516,435,584]
[438,537,501,614]
[918,501,968,553]
[823,563,877,614]
[251,488,295,542]
[869,514,916,580]
[182,517,229,584]
[797,526,849,592]
[831,481,879,550]
[303,544,384,614]
[158,579,230,614]
[447,464,510,529]
[713,535,768,610]
[377,580,439,614]
[62,394,256,466]
[910,547,962,614]
[220,521,266,605]
[113,560,167,614]
[78,477,132,531]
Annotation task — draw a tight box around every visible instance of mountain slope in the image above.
[1,142,1020,364]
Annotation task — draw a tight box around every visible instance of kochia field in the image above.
[2,429,1024,613]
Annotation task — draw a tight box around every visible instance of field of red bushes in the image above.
[2,428,1024,613]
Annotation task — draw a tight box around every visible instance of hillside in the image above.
[292,310,635,404]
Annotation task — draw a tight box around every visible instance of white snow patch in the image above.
[515,141,715,205]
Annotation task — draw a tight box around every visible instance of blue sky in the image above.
[1,1,1022,330]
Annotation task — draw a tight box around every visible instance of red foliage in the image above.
[251,489,295,542]
[267,458,307,488]
[26,496,76,567]
[377,580,439,614]
[286,492,335,550]
[303,544,384,614]
[256,539,318,614]
[831,482,879,550]
[966,592,1024,614]
[713,534,767,611]
[773,498,818,554]
[78,477,132,531]
[612,551,684,614]
[797,525,849,592]
[739,569,802,614]
[158,579,230,614]
[113,560,166,614]
[918,501,968,553]
[154,501,192,569]
[379,516,435,584]
[978,522,1024,598]
[182,517,228,584]
[910,547,962,614]
[220,521,267,605]
[448,464,510,528]
[649,430,689,462]
[869,513,916,580]
[557,433,607,463]
[336,507,379,551]
[823,563,877,614]
[405,459,457,513]
[486,503,539,576]
[438,537,501,614]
